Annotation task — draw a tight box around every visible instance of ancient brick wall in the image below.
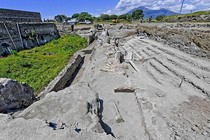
[0,8,60,56]
[0,22,60,55]
[0,8,41,23]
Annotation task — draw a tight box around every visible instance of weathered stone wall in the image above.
[0,8,59,56]
[0,8,41,23]
[0,22,60,55]
[19,23,60,49]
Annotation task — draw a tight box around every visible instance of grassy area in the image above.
[163,10,210,21]
[0,35,87,93]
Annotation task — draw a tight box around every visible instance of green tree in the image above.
[109,14,118,20]
[118,14,127,20]
[100,14,110,21]
[54,14,67,23]
[156,15,166,21]
[93,16,101,22]
[132,10,143,20]
[72,13,79,18]
[127,14,132,22]
[78,12,93,22]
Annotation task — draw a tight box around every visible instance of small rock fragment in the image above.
[75,128,81,133]
[45,120,57,130]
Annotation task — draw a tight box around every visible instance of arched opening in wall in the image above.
[40,36,47,44]
[1,43,12,57]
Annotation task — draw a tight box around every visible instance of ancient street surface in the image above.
[0,24,210,140]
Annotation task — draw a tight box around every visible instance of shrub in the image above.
[156,15,166,21]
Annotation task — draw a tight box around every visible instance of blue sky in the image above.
[1,0,210,19]
[0,0,118,19]
[108,0,210,15]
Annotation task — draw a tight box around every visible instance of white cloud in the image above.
[184,4,196,11]
[107,0,210,15]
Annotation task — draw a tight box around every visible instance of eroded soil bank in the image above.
[138,23,210,59]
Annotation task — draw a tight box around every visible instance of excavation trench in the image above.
[51,55,84,92]
[39,54,85,98]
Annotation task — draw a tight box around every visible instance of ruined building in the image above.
[0,8,60,56]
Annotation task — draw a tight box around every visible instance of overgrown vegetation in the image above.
[163,10,210,21]
[0,35,87,93]
[51,10,144,23]
[54,12,93,23]
[156,15,166,21]
[95,10,143,22]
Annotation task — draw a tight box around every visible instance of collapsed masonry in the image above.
[0,8,60,56]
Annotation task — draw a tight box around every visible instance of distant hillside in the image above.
[163,10,210,22]
[127,6,178,18]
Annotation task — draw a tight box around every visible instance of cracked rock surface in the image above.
[0,78,35,113]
